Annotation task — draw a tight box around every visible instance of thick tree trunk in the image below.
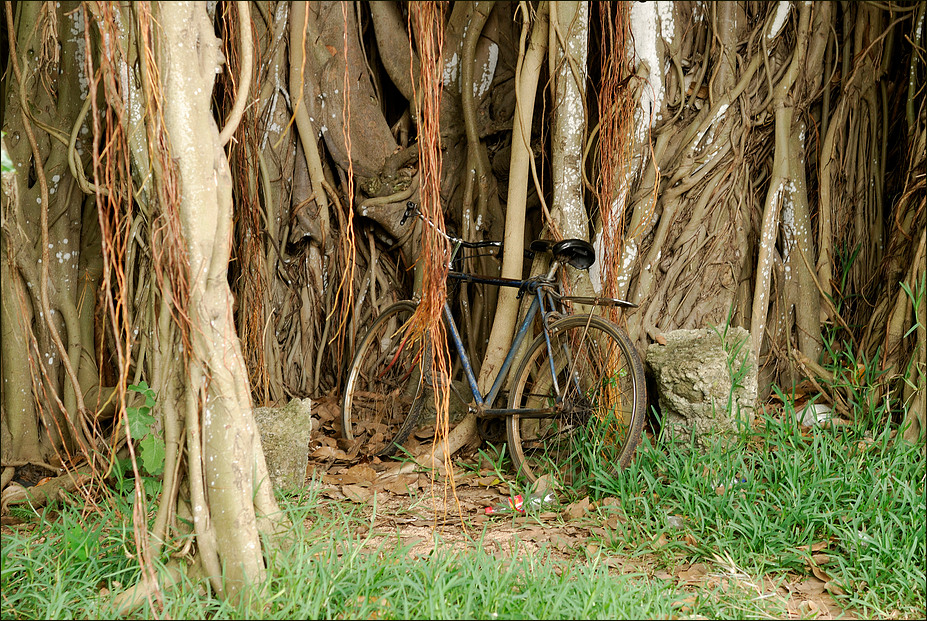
[157,1,280,599]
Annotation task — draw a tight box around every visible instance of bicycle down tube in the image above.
[442,275,564,420]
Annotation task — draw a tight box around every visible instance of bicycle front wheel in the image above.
[342,301,425,457]
[506,314,646,489]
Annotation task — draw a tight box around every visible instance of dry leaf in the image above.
[798,599,821,615]
[311,445,339,459]
[656,334,667,345]
[606,515,625,529]
[602,557,628,570]
[796,541,829,553]
[824,581,846,596]
[810,563,832,583]
[342,484,372,503]
[672,594,697,611]
[793,577,826,596]
[563,496,591,520]
[677,563,708,583]
[341,464,377,485]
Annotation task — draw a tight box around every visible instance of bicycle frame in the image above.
[441,260,564,420]
[405,200,631,422]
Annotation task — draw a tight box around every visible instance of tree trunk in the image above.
[156,1,281,600]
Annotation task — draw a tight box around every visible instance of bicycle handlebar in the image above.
[404,201,502,250]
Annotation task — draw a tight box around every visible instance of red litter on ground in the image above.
[485,494,525,515]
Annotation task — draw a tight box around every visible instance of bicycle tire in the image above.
[506,314,647,488]
[342,301,425,457]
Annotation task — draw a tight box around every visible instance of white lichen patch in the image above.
[474,42,498,99]
[767,1,791,41]
[69,6,90,97]
[630,1,675,143]
[443,52,460,88]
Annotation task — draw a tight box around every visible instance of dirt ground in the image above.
[306,396,856,620]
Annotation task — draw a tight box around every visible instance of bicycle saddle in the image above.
[529,239,596,270]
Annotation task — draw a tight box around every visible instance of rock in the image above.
[797,402,832,426]
[253,398,314,490]
[646,327,756,450]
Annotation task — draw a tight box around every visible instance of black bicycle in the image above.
[342,202,646,488]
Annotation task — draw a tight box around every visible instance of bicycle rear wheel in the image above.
[342,301,425,457]
[506,314,646,488]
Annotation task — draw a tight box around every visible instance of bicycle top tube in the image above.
[446,270,554,292]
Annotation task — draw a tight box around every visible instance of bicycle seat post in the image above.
[546,259,561,280]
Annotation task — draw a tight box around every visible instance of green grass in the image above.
[3,481,784,620]
[3,404,924,619]
[590,406,926,618]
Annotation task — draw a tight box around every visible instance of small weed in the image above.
[110,381,164,501]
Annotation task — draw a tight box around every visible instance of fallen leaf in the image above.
[532,474,556,495]
[342,484,372,503]
[793,577,826,596]
[810,563,833,583]
[796,541,829,553]
[588,527,608,539]
[672,594,697,611]
[341,464,377,485]
[798,600,821,616]
[677,563,708,583]
[311,446,339,460]
[605,513,627,529]
[413,425,435,440]
[656,334,667,345]
[824,581,846,596]
[548,534,576,552]
[654,570,673,580]
[380,477,418,495]
[563,497,591,520]
[602,556,628,570]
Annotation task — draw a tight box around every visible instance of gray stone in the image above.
[253,398,314,490]
[646,327,757,450]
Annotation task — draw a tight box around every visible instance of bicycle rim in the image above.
[506,314,646,490]
[342,302,425,457]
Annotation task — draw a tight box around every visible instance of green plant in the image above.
[711,308,754,434]
[111,381,164,500]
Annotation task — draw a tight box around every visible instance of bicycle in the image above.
[341,202,647,489]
